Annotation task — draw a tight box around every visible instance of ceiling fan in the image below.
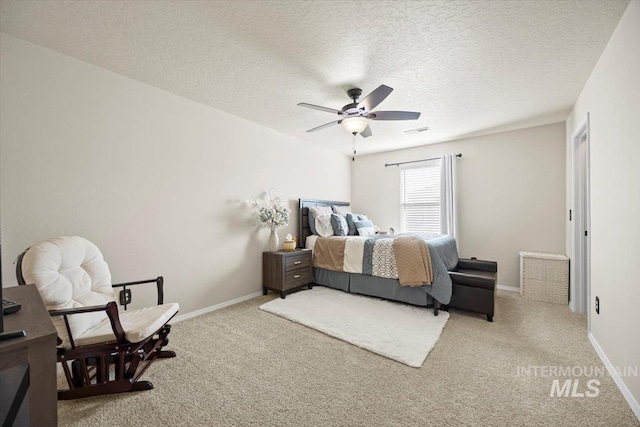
[298,85,420,138]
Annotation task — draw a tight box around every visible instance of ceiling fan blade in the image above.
[357,85,393,111]
[298,103,342,115]
[360,125,372,138]
[370,111,421,121]
[306,120,342,133]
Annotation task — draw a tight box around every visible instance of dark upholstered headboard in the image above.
[298,199,350,248]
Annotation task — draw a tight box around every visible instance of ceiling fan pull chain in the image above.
[352,134,357,161]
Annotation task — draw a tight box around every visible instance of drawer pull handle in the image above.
[294,275,301,279]
[293,261,302,265]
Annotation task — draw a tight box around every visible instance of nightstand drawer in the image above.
[285,253,311,271]
[284,268,312,289]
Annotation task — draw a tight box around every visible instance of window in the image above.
[400,160,441,233]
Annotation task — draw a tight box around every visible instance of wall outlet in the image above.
[119,289,132,306]
[595,296,599,314]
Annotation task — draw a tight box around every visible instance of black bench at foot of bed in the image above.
[447,258,498,322]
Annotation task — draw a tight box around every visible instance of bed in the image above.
[298,198,459,315]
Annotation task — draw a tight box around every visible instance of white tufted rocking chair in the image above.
[16,236,179,400]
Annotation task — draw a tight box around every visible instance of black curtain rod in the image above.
[385,153,462,168]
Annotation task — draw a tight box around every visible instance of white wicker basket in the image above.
[519,251,569,304]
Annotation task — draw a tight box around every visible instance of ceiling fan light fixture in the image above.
[342,117,368,135]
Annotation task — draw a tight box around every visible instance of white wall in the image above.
[565,1,640,411]
[0,34,350,314]
[352,123,566,288]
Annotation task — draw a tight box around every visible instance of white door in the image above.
[570,114,591,323]
[579,132,590,316]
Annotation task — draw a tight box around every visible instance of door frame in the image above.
[570,113,591,328]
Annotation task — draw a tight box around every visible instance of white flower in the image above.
[253,189,290,230]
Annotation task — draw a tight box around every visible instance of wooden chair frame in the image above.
[49,278,176,400]
[17,250,176,400]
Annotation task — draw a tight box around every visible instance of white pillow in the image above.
[315,214,334,237]
[310,206,332,235]
[311,206,332,217]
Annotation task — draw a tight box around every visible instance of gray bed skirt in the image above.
[312,267,433,307]
[313,268,350,292]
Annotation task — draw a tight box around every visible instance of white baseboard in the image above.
[497,285,520,292]
[588,332,640,422]
[172,291,263,324]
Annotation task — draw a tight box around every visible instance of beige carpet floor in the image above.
[58,290,639,426]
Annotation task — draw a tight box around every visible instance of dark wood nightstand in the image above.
[263,249,313,298]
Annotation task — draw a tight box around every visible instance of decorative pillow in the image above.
[355,219,376,236]
[332,205,351,216]
[345,213,368,235]
[309,206,332,235]
[330,214,348,236]
[315,214,334,237]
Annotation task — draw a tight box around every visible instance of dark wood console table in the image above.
[1,285,57,426]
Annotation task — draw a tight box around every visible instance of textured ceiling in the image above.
[0,0,629,155]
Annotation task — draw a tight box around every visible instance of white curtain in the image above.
[440,154,458,240]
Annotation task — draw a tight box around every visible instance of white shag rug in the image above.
[259,287,449,367]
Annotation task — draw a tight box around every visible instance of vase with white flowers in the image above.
[253,189,291,252]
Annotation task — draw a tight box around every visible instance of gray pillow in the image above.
[346,213,368,235]
[332,205,351,216]
[308,209,317,235]
[354,219,375,236]
[330,214,348,236]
